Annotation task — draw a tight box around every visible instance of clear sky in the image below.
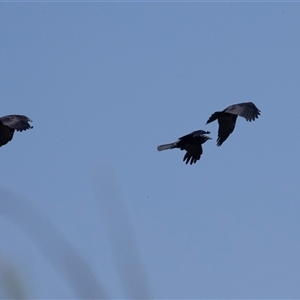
[1,2,300,299]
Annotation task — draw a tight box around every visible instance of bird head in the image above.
[203,135,212,143]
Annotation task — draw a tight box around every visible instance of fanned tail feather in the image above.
[157,143,176,151]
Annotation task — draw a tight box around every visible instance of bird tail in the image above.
[206,111,222,124]
[157,142,176,151]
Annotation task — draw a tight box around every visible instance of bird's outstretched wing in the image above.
[206,102,261,146]
[224,102,260,121]
[0,124,14,147]
[216,114,237,146]
[0,115,33,131]
[183,144,203,165]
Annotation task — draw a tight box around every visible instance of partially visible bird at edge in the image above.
[0,115,33,147]
[206,102,260,146]
[157,130,211,165]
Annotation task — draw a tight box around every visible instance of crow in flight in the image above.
[206,102,260,146]
[157,130,211,165]
[0,115,33,147]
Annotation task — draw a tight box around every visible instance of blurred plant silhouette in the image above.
[1,262,29,299]
[0,188,108,298]
[92,164,151,299]
[0,164,151,298]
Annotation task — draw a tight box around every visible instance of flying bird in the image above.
[0,115,33,147]
[157,130,211,165]
[206,102,260,146]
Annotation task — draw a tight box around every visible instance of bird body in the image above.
[0,115,33,147]
[157,130,211,165]
[206,102,260,146]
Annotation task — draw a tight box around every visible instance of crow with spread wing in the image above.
[157,130,211,165]
[0,115,33,147]
[206,102,260,146]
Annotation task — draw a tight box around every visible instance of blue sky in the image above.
[1,2,300,298]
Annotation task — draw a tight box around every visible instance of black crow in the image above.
[0,115,33,147]
[157,130,211,165]
[206,102,260,146]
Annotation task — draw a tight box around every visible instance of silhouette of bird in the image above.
[0,115,33,147]
[206,102,260,146]
[157,130,211,165]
